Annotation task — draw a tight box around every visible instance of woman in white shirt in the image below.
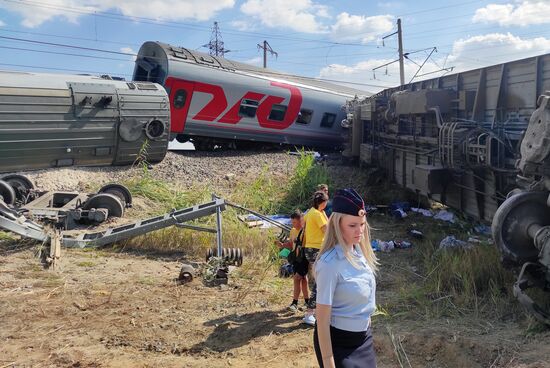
[314,188,378,368]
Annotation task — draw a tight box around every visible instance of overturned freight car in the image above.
[0,71,170,173]
[347,54,550,323]
[346,54,550,222]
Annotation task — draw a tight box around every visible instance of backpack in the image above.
[287,228,305,265]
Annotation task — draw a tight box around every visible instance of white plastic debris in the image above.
[411,207,433,217]
[434,210,456,223]
[439,235,471,250]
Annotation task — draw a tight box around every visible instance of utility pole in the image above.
[203,21,230,57]
[397,18,405,86]
[374,18,406,86]
[257,40,278,68]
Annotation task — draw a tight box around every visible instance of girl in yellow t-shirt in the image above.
[303,191,329,325]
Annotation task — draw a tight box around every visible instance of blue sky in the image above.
[1,0,549,92]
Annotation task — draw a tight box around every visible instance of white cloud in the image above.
[0,0,235,28]
[230,20,256,31]
[448,32,550,71]
[319,57,442,93]
[243,56,263,67]
[472,1,550,27]
[238,0,394,43]
[330,12,394,44]
[0,20,5,27]
[377,1,405,9]
[120,47,137,61]
[240,0,328,33]
[319,32,550,93]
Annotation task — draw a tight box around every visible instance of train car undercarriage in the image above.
[347,54,550,323]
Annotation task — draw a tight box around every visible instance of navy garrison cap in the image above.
[332,188,366,216]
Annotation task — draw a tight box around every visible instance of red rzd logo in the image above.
[167,77,302,131]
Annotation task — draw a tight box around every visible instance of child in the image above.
[303,190,329,325]
[287,210,310,311]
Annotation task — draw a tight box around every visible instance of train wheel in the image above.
[0,180,16,205]
[98,184,133,208]
[175,134,189,144]
[1,174,34,204]
[492,191,550,264]
[193,140,215,151]
[82,193,125,218]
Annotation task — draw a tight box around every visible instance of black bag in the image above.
[287,229,305,265]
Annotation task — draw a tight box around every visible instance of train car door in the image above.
[165,77,195,135]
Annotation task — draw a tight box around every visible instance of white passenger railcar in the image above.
[133,41,368,150]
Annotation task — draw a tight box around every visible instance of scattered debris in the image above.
[202,257,229,286]
[372,239,413,252]
[411,207,433,217]
[178,264,195,284]
[408,229,424,239]
[391,208,408,219]
[237,215,263,228]
[394,240,412,249]
[474,224,492,236]
[467,237,483,244]
[433,210,456,223]
[439,235,471,250]
[390,202,410,219]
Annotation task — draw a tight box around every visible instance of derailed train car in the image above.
[133,41,366,150]
[0,72,170,173]
[347,54,550,323]
[0,41,366,174]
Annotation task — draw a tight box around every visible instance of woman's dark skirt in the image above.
[313,324,376,368]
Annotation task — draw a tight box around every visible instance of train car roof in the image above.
[146,41,371,98]
[0,70,157,90]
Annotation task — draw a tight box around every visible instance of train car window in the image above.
[296,109,313,124]
[173,90,187,109]
[269,104,287,121]
[320,113,336,128]
[239,99,259,118]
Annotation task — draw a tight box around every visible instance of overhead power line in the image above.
[0,36,393,89]
[0,62,131,77]
[0,0,379,48]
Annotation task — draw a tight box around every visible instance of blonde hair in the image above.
[317,212,378,271]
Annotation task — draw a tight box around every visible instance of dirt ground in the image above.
[2,151,550,367]
[1,221,549,368]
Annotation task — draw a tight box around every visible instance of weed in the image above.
[76,261,96,268]
[138,276,157,285]
[278,150,330,212]
[0,231,15,241]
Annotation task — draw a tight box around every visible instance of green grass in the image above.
[0,231,15,241]
[279,150,330,213]
[123,171,212,213]
[115,151,329,259]
[379,218,519,321]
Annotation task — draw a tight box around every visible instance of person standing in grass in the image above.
[302,191,329,326]
[314,188,378,368]
[286,210,310,312]
[317,184,332,217]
